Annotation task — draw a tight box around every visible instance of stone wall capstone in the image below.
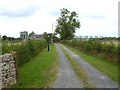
[0,52,17,89]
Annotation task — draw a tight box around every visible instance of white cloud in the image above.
[0,0,119,37]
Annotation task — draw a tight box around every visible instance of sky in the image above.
[0,0,119,38]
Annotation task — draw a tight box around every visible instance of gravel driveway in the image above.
[60,44,118,88]
[53,44,82,88]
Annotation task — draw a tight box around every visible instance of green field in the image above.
[11,44,59,88]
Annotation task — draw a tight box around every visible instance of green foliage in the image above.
[43,32,51,43]
[2,35,19,42]
[2,40,47,66]
[43,32,58,43]
[29,31,35,39]
[55,8,80,40]
[11,44,59,88]
[2,35,8,41]
[63,40,119,65]
[53,36,60,43]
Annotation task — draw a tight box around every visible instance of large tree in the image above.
[55,8,80,40]
[29,31,35,37]
[2,35,8,41]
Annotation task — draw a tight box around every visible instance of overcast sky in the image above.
[0,0,119,38]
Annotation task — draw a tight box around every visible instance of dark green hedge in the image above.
[2,40,47,66]
[63,40,119,65]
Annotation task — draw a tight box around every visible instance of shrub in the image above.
[63,40,119,65]
[2,40,47,66]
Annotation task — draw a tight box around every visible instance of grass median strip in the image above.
[64,44,119,84]
[59,45,95,88]
[11,44,59,88]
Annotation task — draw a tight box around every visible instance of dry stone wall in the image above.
[0,52,17,89]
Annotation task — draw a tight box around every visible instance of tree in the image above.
[43,32,52,43]
[43,32,48,42]
[29,31,35,39]
[53,36,60,43]
[2,35,8,41]
[55,8,80,40]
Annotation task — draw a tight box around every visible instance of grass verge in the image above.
[64,44,119,84]
[59,44,95,88]
[11,44,59,88]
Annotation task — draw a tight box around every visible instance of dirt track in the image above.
[53,43,118,88]
[53,43,82,88]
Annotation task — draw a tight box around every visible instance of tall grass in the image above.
[63,40,119,65]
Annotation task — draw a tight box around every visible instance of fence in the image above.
[0,52,17,89]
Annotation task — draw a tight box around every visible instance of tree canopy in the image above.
[29,31,35,37]
[55,8,80,40]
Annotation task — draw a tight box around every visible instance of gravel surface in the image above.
[60,44,119,88]
[53,44,82,88]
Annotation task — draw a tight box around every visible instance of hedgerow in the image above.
[2,40,47,66]
[63,40,118,65]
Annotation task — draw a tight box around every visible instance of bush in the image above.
[2,40,47,66]
[63,40,119,65]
